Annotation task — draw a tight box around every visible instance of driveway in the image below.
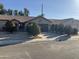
[0,32,30,46]
[0,32,61,46]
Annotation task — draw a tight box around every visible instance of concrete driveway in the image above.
[0,32,60,46]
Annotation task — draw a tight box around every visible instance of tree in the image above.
[26,22,40,36]
[0,4,7,15]
[0,4,5,14]
[14,10,18,16]
[4,20,17,33]
[18,11,24,16]
[0,3,3,10]
[7,9,13,15]
[0,9,7,14]
[24,8,29,16]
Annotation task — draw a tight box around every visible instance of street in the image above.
[0,40,79,59]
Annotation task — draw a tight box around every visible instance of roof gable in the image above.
[25,16,52,24]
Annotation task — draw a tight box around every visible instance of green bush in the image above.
[26,22,41,36]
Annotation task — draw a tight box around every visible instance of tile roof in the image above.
[0,15,34,22]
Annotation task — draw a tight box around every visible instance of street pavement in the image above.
[0,40,79,59]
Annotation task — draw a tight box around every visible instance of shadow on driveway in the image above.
[47,34,59,38]
[43,32,59,38]
[55,35,71,41]
[0,37,32,47]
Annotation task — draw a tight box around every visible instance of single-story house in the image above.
[0,15,79,32]
[0,15,52,32]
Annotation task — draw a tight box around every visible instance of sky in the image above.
[0,0,79,19]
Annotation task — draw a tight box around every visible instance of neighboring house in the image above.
[0,15,79,32]
[50,18,79,31]
[63,18,79,31]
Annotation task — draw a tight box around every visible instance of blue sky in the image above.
[0,0,79,19]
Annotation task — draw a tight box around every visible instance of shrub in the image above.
[4,20,17,33]
[51,24,78,36]
[72,28,78,35]
[26,22,41,36]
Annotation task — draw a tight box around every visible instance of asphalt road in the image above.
[0,40,79,59]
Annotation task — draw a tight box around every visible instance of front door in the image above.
[19,23,25,32]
